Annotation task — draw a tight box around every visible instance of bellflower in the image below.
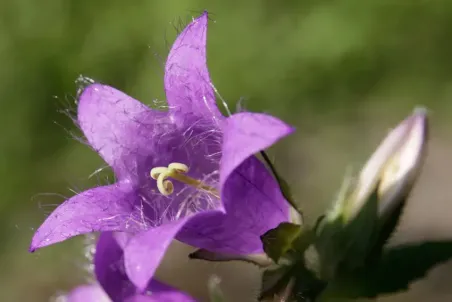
[30,11,293,290]
[65,233,196,302]
[66,283,195,302]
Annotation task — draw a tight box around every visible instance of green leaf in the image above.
[315,188,380,279]
[365,240,452,297]
[261,222,308,263]
[325,240,452,299]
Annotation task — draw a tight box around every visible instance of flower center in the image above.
[150,163,220,199]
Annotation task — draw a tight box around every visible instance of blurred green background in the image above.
[2,0,452,301]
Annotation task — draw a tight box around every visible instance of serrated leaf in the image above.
[261,222,305,263]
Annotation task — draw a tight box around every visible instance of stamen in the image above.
[168,163,189,173]
[156,173,174,196]
[150,167,168,179]
[150,163,219,198]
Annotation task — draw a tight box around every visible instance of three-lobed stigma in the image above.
[150,163,220,198]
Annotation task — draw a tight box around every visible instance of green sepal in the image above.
[365,195,407,263]
[261,222,313,264]
[315,186,380,279]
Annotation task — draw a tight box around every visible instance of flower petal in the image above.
[95,231,198,301]
[126,280,197,302]
[176,113,294,254]
[95,232,137,300]
[124,216,194,290]
[164,11,222,122]
[66,285,110,302]
[30,183,148,251]
[220,112,294,187]
[78,83,172,180]
[178,156,290,254]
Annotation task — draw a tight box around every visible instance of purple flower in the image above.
[66,233,197,302]
[66,283,195,302]
[66,285,110,302]
[30,11,293,290]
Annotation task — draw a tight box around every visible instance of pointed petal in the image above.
[164,12,222,122]
[78,83,172,180]
[179,156,290,253]
[177,113,294,254]
[124,216,195,290]
[95,232,137,300]
[30,183,147,251]
[220,112,294,187]
[126,280,197,302]
[95,232,197,301]
[66,285,110,302]
[220,113,294,249]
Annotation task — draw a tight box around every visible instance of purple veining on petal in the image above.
[123,217,192,291]
[165,12,223,123]
[176,112,294,254]
[77,83,176,181]
[31,11,295,289]
[95,231,197,301]
[31,84,224,251]
[95,232,137,300]
[30,183,149,251]
[177,151,292,254]
[220,112,295,188]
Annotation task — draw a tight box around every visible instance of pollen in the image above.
[150,162,220,198]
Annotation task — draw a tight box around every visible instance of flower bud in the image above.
[346,108,428,220]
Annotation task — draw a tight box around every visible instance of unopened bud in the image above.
[346,108,428,220]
